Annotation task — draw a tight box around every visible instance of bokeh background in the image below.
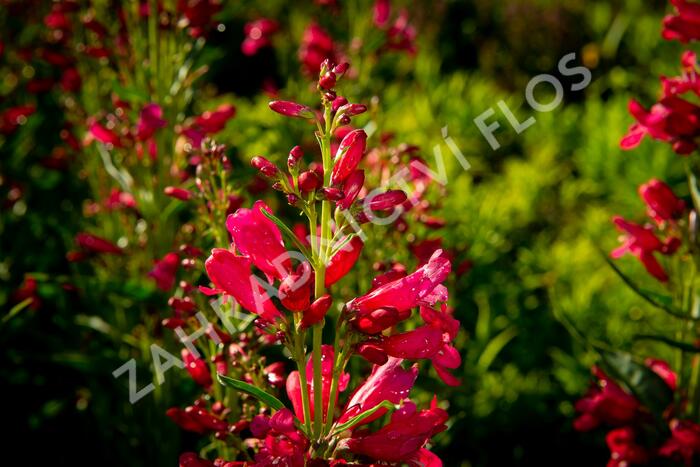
[0,0,686,465]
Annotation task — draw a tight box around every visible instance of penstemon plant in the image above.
[175,59,460,466]
[569,2,700,466]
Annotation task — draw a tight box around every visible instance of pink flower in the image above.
[373,0,391,27]
[573,367,639,432]
[337,357,417,427]
[89,122,122,147]
[659,419,700,466]
[242,18,279,56]
[605,427,650,467]
[611,216,679,282]
[177,0,221,38]
[638,179,685,225]
[345,398,447,463]
[269,100,314,119]
[104,188,137,210]
[136,103,167,140]
[75,232,123,255]
[325,236,364,287]
[182,349,212,388]
[226,201,291,280]
[204,248,282,322]
[349,249,450,321]
[149,252,180,291]
[646,358,678,390]
[337,170,365,210]
[331,129,368,185]
[164,186,193,201]
[299,22,336,75]
[663,0,700,43]
[195,103,235,134]
[286,345,349,424]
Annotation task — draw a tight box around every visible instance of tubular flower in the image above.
[331,129,367,185]
[226,200,291,280]
[573,367,640,432]
[182,349,213,388]
[89,122,122,147]
[242,18,279,56]
[605,427,650,467]
[204,248,282,322]
[345,399,447,463]
[348,250,450,331]
[611,216,679,282]
[659,419,700,466]
[269,100,314,119]
[286,345,349,424]
[325,236,364,287]
[299,22,336,75]
[663,0,700,43]
[149,252,180,291]
[337,357,418,426]
[638,179,685,225]
[75,232,123,255]
[135,103,166,140]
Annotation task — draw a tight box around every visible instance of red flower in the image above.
[301,294,332,329]
[646,358,678,390]
[345,398,447,463]
[349,250,450,331]
[605,427,650,467]
[286,345,349,424]
[75,232,123,255]
[195,103,235,134]
[338,357,417,427]
[638,179,685,225]
[136,103,166,140]
[611,216,679,282]
[299,23,336,75]
[331,129,367,185]
[177,0,221,38]
[659,419,700,466]
[269,100,314,119]
[179,452,215,467]
[182,349,212,388]
[573,367,639,431]
[0,105,35,134]
[663,0,700,43]
[204,248,282,322]
[337,170,365,210]
[89,122,122,147]
[325,236,364,287]
[242,18,279,56]
[149,252,180,291]
[164,186,193,201]
[167,406,226,434]
[226,200,291,280]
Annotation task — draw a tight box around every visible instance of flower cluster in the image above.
[172,59,458,465]
[574,363,700,466]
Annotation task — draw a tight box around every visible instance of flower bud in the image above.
[639,179,685,225]
[164,186,192,201]
[288,145,304,168]
[251,155,279,177]
[356,342,388,365]
[287,193,299,205]
[301,294,332,329]
[321,187,344,201]
[343,103,368,116]
[367,190,407,211]
[339,115,351,125]
[279,266,312,312]
[333,62,349,75]
[337,170,364,210]
[324,90,337,101]
[319,72,337,90]
[269,100,314,119]
[331,129,367,185]
[332,96,348,112]
[298,170,321,192]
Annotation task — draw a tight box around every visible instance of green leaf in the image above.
[217,374,286,411]
[687,168,700,215]
[603,255,694,320]
[477,326,518,371]
[259,207,311,259]
[331,400,395,435]
[601,350,674,420]
[634,334,700,353]
[1,297,33,326]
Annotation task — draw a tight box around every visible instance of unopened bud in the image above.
[298,171,321,192]
[251,155,279,177]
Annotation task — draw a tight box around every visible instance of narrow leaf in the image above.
[331,400,395,435]
[477,326,518,370]
[603,255,695,320]
[260,208,311,260]
[1,297,33,325]
[217,374,286,411]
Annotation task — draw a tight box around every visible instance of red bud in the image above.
[164,186,192,201]
[251,155,279,177]
[302,294,332,329]
[298,170,321,192]
[269,100,314,119]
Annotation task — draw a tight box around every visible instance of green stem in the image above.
[293,313,313,435]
